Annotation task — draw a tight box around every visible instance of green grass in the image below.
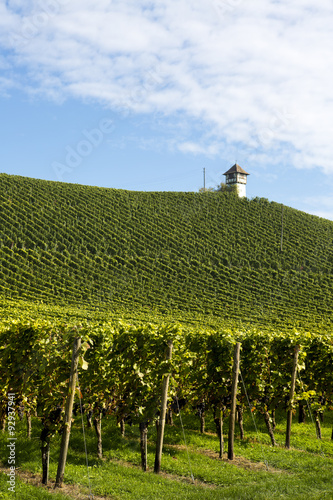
[0,471,72,499]
[1,409,333,499]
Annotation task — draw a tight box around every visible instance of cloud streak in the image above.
[1,0,333,173]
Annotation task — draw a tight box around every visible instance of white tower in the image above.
[223,164,249,198]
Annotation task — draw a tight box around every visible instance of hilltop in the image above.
[0,173,333,330]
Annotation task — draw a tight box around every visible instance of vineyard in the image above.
[1,173,333,498]
[0,173,333,329]
[1,320,333,498]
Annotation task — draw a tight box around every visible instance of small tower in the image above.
[223,164,249,198]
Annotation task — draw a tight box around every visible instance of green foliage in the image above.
[0,173,333,330]
[1,319,332,435]
[1,174,333,498]
[215,182,237,193]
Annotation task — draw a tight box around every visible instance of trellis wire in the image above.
[175,394,195,483]
[239,369,269,470]
[297,368,325,457]
[77,374,94,499]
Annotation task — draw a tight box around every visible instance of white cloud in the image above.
[178,141,221,157]
[1,0,333,173]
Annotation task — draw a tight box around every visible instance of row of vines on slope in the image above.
[1,320,333,484]
[1,173,333,328]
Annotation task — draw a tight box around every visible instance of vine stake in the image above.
[55,337,81,487]
[154,341,173,473]
[228,342,241,460]
[285,345,300,449]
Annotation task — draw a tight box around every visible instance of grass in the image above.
[1,407,333,499]
[0,471,72,500]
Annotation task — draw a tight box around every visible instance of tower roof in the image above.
[223,164,250,176]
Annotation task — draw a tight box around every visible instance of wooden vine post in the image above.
[140,421,149,471]
[214,409,224,459]
[26,409,32,439]
[285,344,300,449]
[93,412,103,459]
[228,342,241,460]
[55,337,81,488]
[154,341,173,474]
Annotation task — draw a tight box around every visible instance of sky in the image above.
[1,0,333,219]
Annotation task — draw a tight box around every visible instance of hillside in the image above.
[0,173,333,330]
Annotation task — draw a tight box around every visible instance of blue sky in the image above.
[1,0,333,219]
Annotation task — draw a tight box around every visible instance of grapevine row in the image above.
[1,320,332,483]
[1,173,333,329]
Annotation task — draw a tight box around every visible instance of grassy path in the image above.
[1,411,333,499]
